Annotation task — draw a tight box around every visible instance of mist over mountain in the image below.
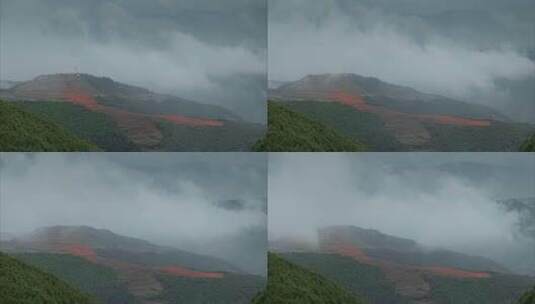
[269,153,535,275]
[270,0,535,122]
[0,153,267,276]
[0,0,266,123]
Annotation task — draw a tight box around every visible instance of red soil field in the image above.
[58,85,226,147]
[158,114,224,127]
[323,90,491,128]
[60,244,98,263]
[420,114,491,127]
[63,88,101,110]
[326,243,372,264]
[159,266,224,279]
[62,86,224,128]
[420,266,491,279]
[328,91,371,111]
[325,241,491,280]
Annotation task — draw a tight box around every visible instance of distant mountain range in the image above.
[0,74,265,151]
[1,226,264,304]
[271,225,535,304]
[269,73,535,151]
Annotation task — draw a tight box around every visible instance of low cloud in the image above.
[0,0,267,122]
[269,0,535,121]
[0,153,267,275]
[269,153,535,274]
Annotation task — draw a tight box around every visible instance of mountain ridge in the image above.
[1,73,265,151]
[269,73,535,151]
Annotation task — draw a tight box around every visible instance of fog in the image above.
[0,0,267,123]
[269,153,535,274]
[0,153,267,276]
[269,0,535,122]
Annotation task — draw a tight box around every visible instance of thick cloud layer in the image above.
[269,0,535,122]
[0,0,267,123]
[0,153,267,275]
[269,153,535,274]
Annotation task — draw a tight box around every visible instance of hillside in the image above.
[252,253,366,304]
[253,102,366,152]
[156,272,265,304]
[2,226,263,303]
[0,252,95,304]
[270,74,535,151]
[16,253,136,304]
[521,134,535,152]
[0,100,98,151]
[318,226,508,273]
[274,226,535,303]
[518,287,535,304]
[0,73,264,151]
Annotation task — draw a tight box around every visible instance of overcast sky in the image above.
[0,0,267,123]
[269,0,535,122]
[0,152,267,275]
[269,153,535,274]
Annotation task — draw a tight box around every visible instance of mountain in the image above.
[521,134,535,151]
[1,226,264,304]
[0,100,99,151]
[318,226,508,274]
[0,252,95,304]
[253,102,366,152]
[0,73,265,151]
[252,253,366,304]
[270,73,535,151]
[273,225,535,303]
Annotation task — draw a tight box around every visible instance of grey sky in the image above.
[269,153,535,274]
[0,0,267,123]
[0,152,267,275]
[269,0,535,122]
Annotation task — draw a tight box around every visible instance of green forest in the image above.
[252,253,365,304]
[253,102,366,152]
[0,101,98,152]
[0,252,95,304]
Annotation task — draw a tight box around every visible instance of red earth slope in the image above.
[62,85,223,147]
[323,241,491,303]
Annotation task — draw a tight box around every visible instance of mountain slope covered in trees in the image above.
[252,253,366,304]
[0,252,95,304]
[0,100,98,151]
[253,102,366,152]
